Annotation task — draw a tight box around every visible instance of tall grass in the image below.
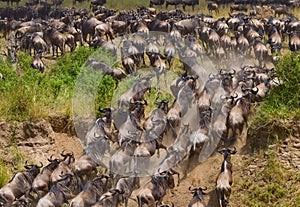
[0,46,118,121]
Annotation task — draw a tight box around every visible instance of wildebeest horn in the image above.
[48,155,54,162]
[60,150,67,157]
[37,161,43,168]
[110,189,124,195]
[103,107,112,112]
[200,186,208,191]
[157,168,165,175]
[92,176,103,182]
[232,93,238,99]
[189,186,196,191]
[219,69,226,75]
[24,160,33,169]
[230,69,236,75]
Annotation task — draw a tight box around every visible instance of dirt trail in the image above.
[126,126,250,207]
[21,119,249,207]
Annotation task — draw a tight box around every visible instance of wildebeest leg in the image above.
[168,121,177,138]
[52,45,55,57]
[216,188,224,207]
[163,69,167,88]
[33,188,42,200]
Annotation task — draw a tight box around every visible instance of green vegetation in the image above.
[248,52,300,146]
[233,152,300,207]
[260,52,300,119]
[238,52,300,207]
[0,147,26,188]
[0,47,117,121]
[0,160,11,188]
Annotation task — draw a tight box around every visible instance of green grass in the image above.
[0,46,118,121]
[0,160,11,188]
[0,147,26,188]
[232,152,300,207]
[247,52,300,148]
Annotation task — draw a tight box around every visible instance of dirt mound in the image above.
[0,118,83,165]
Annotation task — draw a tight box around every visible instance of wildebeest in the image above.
[188,186,208,207]
[182,0,199,11]
[150,0,165,8]
[207,2,219,15]
[109,140,138,175]
[50,151,75,184]
[114,174,140,207]
[31,52,45,73]
[117,75,153,113]
[216,147,237,207]
[166,0,182,9]
[84,107,116,146]
[289,31,300,52]
[0,161,42,207]
[74,152,99,188]
[69,174,112,207]
[136,170,179,207]
[44,27,66,57]
[36,173,78,207]
[31,156,61,199]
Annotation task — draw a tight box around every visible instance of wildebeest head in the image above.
[24,160,43,177]
[188,186,207,202]
[155,95,169,114]
[60,151,75,164]
[47,155,61,170]
[217,147,237,161]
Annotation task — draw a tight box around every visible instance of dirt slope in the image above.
[2,118,298,207]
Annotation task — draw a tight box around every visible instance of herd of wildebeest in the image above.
[0,0,299,206]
